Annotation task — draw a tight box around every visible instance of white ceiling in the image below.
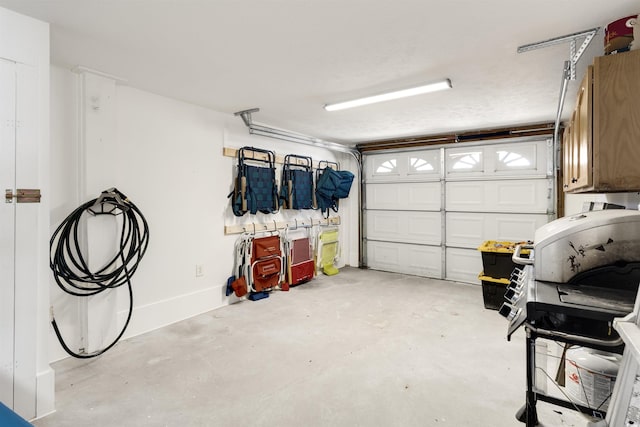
[1,1,638,145]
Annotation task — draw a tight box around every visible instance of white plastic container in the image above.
[565,347,621,411]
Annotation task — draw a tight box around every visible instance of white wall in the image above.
[49,65,359,362]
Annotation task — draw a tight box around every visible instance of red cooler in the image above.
[605,15,637,55]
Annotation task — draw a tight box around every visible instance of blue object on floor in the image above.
[225,276,235,297]
[0,402,33,427]
[248,292,269,301]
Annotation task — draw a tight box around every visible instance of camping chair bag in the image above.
[244,165,278,214]
[229,147,279,216]
[252,257,282,291]
[335,170,355,199]
[250,234,283,292]
[315,166,341,214]
[280,154,314,210]
[288,236,315,286]
[291,169,314,209]
[252,235,281,260]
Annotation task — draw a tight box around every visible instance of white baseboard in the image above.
[49,284,230,364]
[118,284,228,340]
[35,367,55,419]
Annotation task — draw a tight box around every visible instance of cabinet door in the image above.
[593,49,640,190]
[564,67,593,192]
[562,119,573,190]
[575,67,593,189]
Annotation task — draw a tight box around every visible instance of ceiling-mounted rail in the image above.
[517,27,599,80]
[517,27,600,147]
[234,108,360,161]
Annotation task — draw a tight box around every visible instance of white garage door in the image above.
[363,138,555,283]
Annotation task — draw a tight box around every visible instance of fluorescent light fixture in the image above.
[324,78,452,111]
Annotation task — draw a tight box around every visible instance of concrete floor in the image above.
[33,267,592,427]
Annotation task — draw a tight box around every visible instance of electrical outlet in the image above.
[195,264,204,277]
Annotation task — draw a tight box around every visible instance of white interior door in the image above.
[0,59,39,418]
[0,7,52,419]
[0,57,16,408]
[14,62,38,417]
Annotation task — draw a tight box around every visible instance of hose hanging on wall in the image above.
[49,188,149,358]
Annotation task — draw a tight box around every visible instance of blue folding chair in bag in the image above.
[228,147,279,216]
[315,161,355,217]
[279,154,314,210]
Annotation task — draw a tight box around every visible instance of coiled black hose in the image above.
[50,188,149,358]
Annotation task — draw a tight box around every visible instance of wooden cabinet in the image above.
[563,49,640,193]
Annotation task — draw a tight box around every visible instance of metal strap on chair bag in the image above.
[279,154,314,210]
[228,147,279,216]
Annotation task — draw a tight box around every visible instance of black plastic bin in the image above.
[478,273,509,310]
[478,240,530,279]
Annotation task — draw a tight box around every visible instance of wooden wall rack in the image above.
[224,216,340,235]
